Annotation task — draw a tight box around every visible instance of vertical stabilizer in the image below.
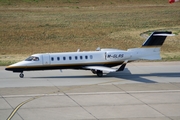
[128,31,173,60]
[142,31,172,47]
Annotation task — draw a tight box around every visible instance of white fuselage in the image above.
[6,47,162,72]
[7,49,132,72]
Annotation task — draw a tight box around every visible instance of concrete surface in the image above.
[0,61,180,120]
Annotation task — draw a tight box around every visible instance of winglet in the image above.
[117,60,128,71]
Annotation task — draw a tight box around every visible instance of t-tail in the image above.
[128,31,173,60]
[142,31,172,47]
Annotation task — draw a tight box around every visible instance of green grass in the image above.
[0,0,180,65]
[0,60,17,66]
[0,55,26,66]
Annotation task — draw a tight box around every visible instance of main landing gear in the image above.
[96,70,103,77]
[91,70,103,77]
[19,72,24,78]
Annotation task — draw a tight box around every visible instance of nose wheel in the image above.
[19,73,24,78]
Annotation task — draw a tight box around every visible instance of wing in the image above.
[84,60,128,72]
[84,66,117,72]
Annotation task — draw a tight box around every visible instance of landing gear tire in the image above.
[96,70,103,77]
[91,69,97,74]
[19,73,24,78]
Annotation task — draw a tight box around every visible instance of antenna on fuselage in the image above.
[96,47,101,51]
[77,49,80,52]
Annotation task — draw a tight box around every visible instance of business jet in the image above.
[5,31,173,78]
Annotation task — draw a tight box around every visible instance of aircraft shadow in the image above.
[107,68,180,83]
[31,68,180,83]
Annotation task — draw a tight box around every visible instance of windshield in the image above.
[25,56,39,61]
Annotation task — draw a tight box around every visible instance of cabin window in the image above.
[57,57,60,61]
[90,55,93,59]
[75,56,78,60]
[51,57,54,61]
[63,57,66,60]
[85,56,88,59]
[69,56,72,60]
[80,56,83,60]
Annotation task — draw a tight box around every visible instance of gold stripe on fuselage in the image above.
[6,61,125,70]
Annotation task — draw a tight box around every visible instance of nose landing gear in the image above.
[19,72,24,78]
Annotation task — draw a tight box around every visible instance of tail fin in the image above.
[128,31,173,60]
[142,31,172,47]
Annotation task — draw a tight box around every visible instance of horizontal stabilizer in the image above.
[153,33,175,36]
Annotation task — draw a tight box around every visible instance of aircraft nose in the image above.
[5,66,13,71]
[5,61,28,72]
[5,66,24,72]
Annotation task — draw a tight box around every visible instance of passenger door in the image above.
[42,54,50,65]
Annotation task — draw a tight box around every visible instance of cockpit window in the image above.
[25,56,39,61]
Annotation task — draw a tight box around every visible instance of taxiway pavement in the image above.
[0,62,180,120]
